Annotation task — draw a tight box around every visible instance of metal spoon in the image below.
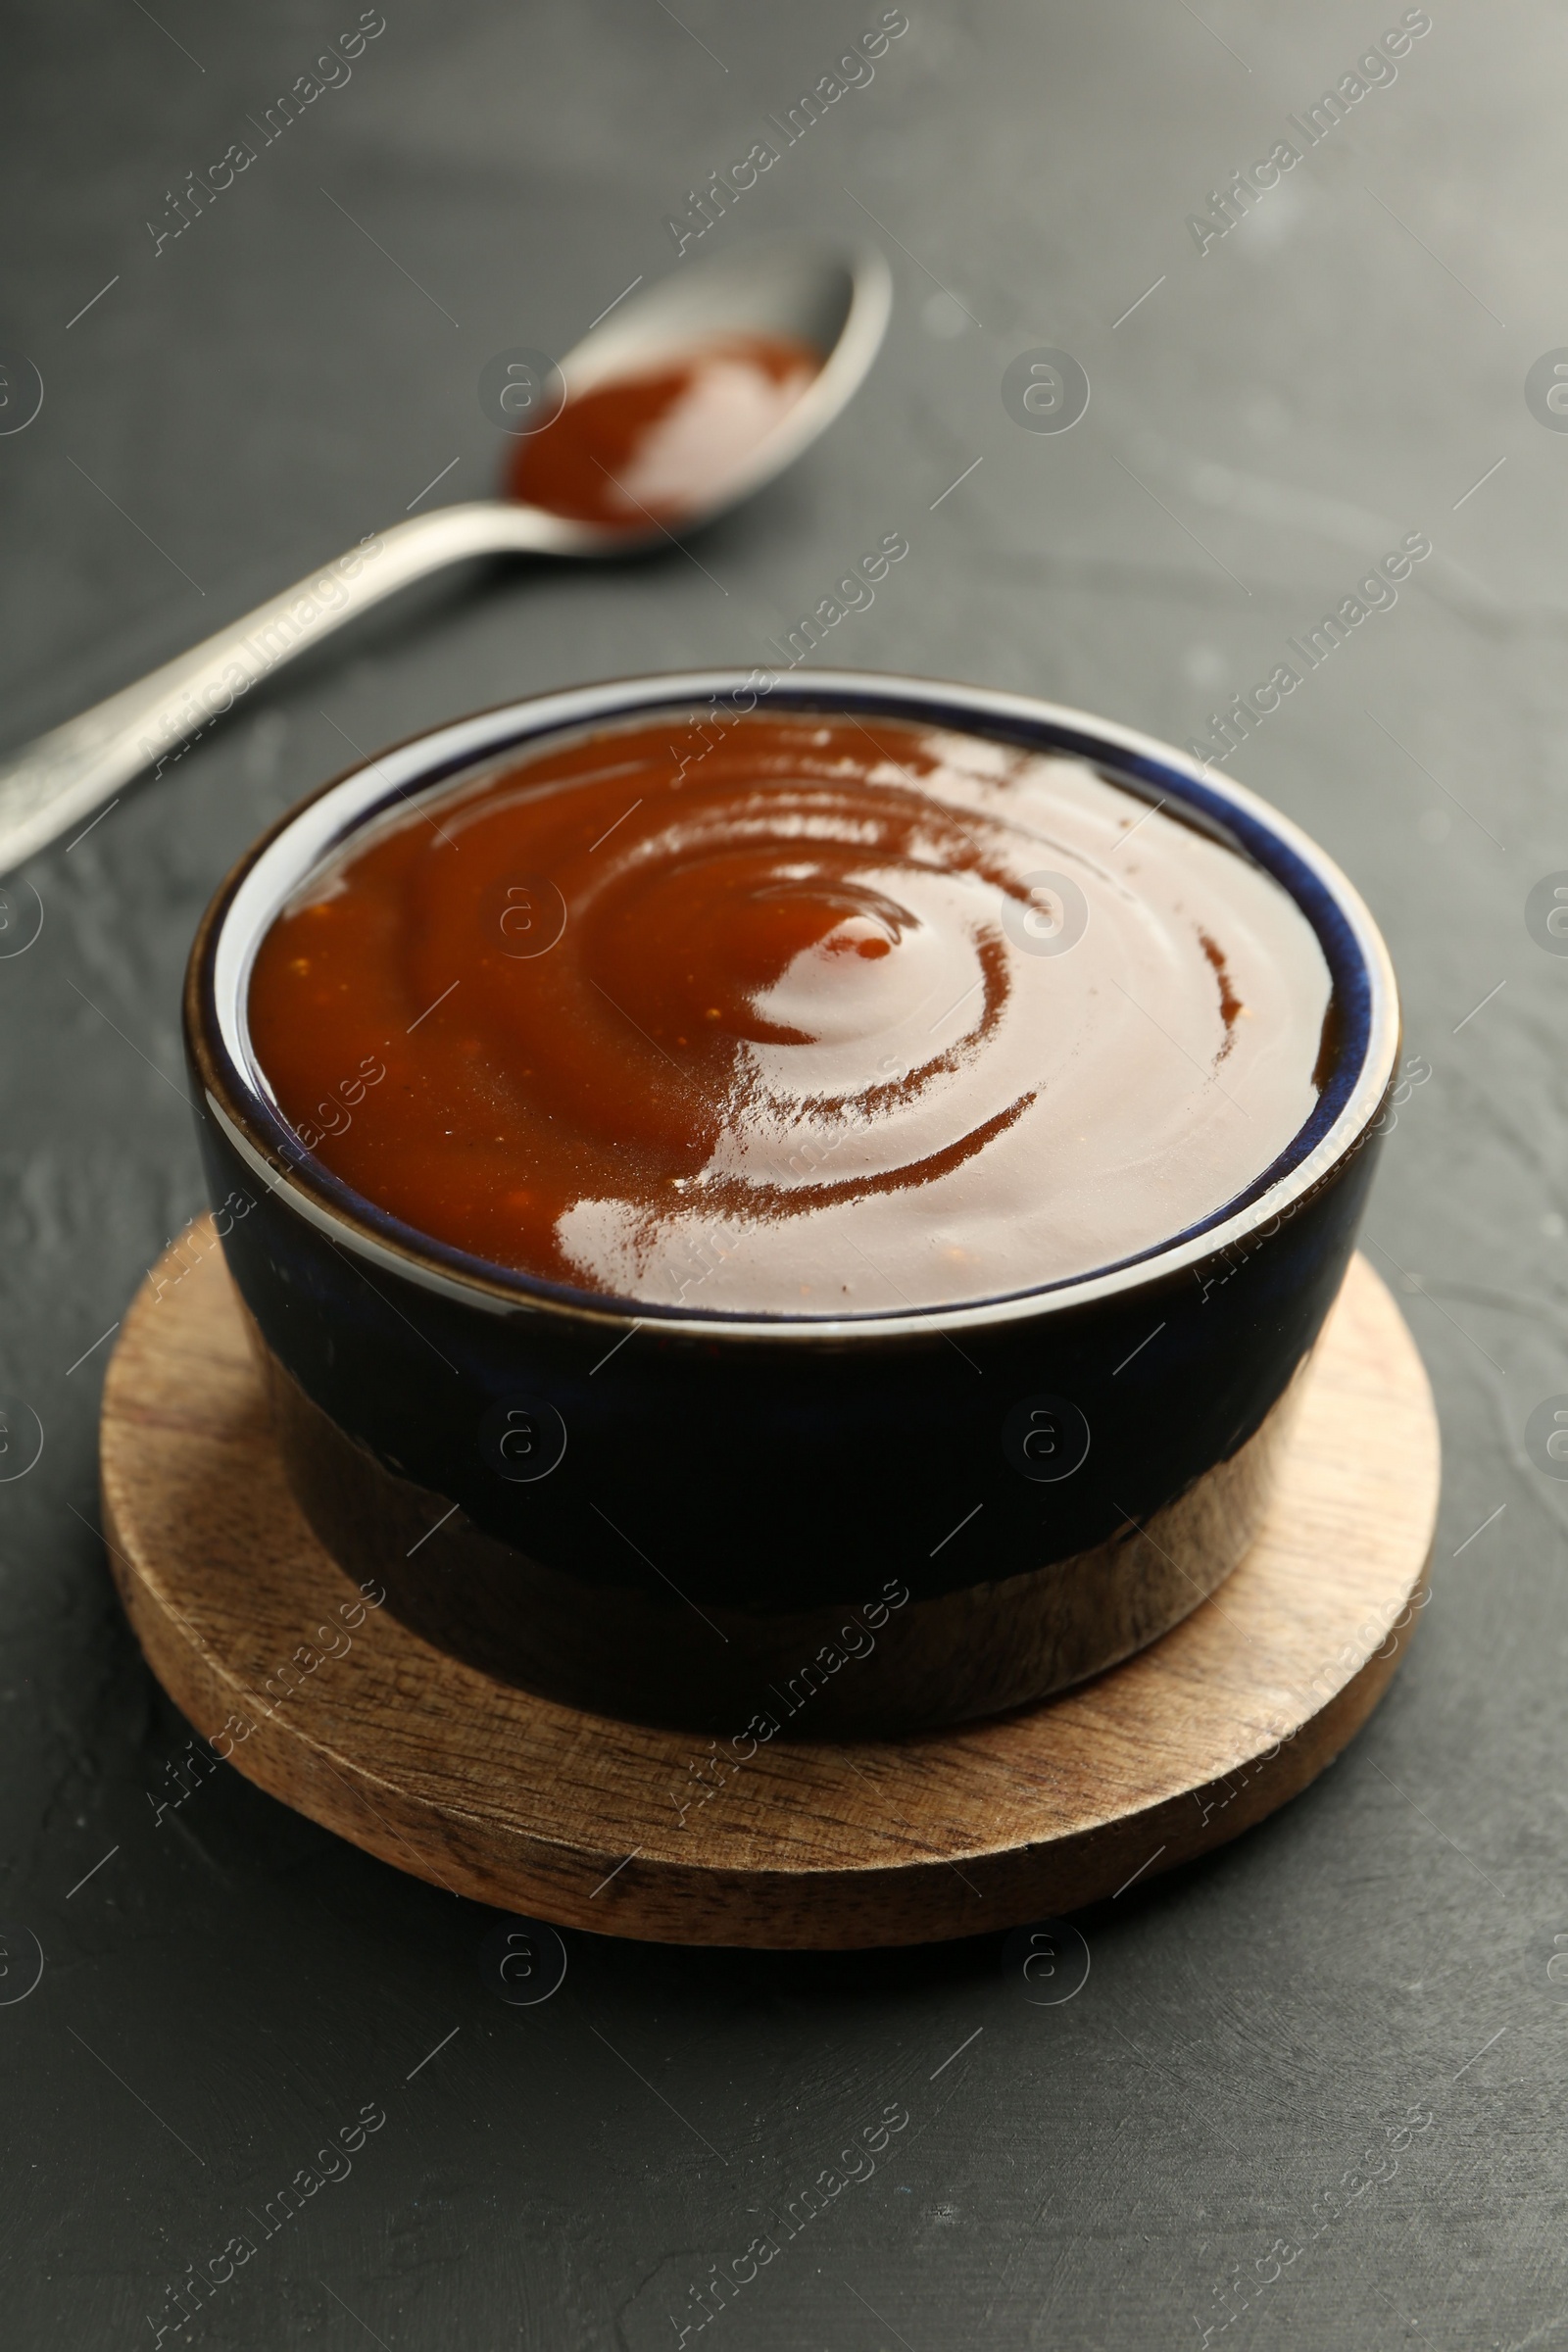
[0,239,891,875]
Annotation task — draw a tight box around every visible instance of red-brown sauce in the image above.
[247,713,1334,1313]
[507,334,820,528]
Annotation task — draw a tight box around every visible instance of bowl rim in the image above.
[185,666,1400,1342]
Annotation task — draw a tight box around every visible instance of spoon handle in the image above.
[0,501,574,875]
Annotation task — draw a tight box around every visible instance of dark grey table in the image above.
[2,3,1561,2344]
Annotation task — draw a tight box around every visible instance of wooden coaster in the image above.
[100,1224,1439,1949]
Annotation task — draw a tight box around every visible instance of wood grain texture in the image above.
[99,1221,1440,1949]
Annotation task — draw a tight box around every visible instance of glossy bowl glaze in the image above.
[184,671,1399,1737]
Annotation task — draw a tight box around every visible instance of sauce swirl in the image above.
[248,713,1334,1313]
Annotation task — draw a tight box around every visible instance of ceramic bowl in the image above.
[183,670,1398,1737]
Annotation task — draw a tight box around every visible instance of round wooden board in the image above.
[100,1224,1440,1949]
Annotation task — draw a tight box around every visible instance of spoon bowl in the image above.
[0,239,892,872]
[534,238,891,545]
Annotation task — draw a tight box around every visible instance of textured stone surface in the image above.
[0,2,1559,2345]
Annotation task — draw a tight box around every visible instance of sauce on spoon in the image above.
[508,334,821,528]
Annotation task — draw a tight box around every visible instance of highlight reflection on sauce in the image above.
[248,714,1335,1314]
[508,334,820,528]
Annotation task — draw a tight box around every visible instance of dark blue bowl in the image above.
[184,670,1399,1736]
